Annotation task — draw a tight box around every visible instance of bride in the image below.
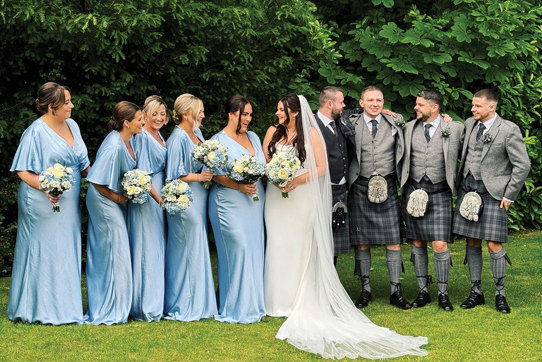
[262,94,428,359]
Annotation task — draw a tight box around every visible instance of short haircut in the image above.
[319,86,342,108]
[143,95,169,125]
[474,89,499,104]
[417,89,443,109]
[360,85,382,99]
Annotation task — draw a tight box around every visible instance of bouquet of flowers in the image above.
[228,155,265,201]
[121,169,152,204]
[192,140,229,189]
[265,152,301,198]
[38,163,76,212]
[160,179,193,215]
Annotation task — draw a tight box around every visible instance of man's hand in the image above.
[500,199,512,211]
[382,109,397,117]
[442,113,453,122]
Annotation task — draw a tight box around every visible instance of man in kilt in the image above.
[314,86,356,266]
[400,89,464,311]
[453,89,530,313]
[346,86,411,309]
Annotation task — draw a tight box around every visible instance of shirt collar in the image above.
[479,113,497,131]
[317,111,334,127]
[363,113,382,124]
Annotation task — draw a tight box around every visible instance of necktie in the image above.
[476,123,486,141]
[424,124,432,143]
[329,120,337,135]
[370,119,378,138]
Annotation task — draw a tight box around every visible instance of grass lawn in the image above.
[0,230,541,361]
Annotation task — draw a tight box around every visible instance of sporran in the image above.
[459,191,484,222]
[367,175,388,204]
[406,189,429,218]
[332,201,347,229]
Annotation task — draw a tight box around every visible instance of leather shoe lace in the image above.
[438,293,454,311]
[390,290,412,310]
[411,290,431,308]
[460,290,485,309]
[495,294,511,313]
[355,290,372,308]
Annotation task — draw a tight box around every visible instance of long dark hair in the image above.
[224,94,250,134]
[268,94,306,163]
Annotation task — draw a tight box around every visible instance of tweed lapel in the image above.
[481,115,502,161]
[353,114,364,165]
[404,120,415,164]
[462,119,476,164]
[439,121,449,165]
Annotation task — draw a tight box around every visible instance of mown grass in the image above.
[0,230,541,361]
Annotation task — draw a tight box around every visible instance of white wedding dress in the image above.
[263,95,428,359]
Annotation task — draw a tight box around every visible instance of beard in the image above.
[417,113,430,122]
[331,107,342,120]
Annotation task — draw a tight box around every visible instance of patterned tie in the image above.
[424,124,432,143]
[370,119,378,138]
[476,123,486,141]
[329,120,337,135]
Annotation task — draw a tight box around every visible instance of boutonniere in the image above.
[482,133,492,143]
[395,118,406,128]
[441,128,450,137]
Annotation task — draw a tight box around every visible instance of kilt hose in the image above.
[348,174,401,245]
[332,184,351,254]
[453,173,508,243]
[402,177,453,243]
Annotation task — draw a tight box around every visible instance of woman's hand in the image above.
[199,170,214,182]
[116,193,129,204]
[237,182,257,196]
[280,177,301,194]
[44,191,60,205]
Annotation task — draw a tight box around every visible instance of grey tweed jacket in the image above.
[400,118,464,196]
[457,114,530,201]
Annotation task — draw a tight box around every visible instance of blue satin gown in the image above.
[85,131,135,325]
[127,129,167,321]
[8,117,89,325]
[208,130,266,323]
[163,126,217,321]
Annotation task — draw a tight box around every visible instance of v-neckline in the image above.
[222,130,255,157]
[41,117,75,149]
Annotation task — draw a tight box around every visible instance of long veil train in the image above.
[274,95,428,359]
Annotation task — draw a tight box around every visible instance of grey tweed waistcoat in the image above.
[410,122,446,183]
[360,119,395,178]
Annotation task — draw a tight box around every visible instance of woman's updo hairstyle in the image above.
[108,101,140,131]
[143,95,169,125]
[224,94,251,134]
[35,82,70,115]
[172,94,201,125]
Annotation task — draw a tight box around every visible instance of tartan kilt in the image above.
[332,184,351,254]
[452,174,508,243]
[348,174,401,245]
[402,177,453,243]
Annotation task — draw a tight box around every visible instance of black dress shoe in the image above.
[460,291,485,309]
[495,294,511,313]
[355,290,373,308]
[390,290,412,309]
[411,291,431,308]
[438,293,454,311]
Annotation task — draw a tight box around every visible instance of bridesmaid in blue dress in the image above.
[163,94,217,321]
[208,95,266,323]
[8,82,89,324]
[85,101,143,325]
[127,96,168,321]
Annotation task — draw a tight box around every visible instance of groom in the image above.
[346,86,411,309]
[314,86,355,265]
